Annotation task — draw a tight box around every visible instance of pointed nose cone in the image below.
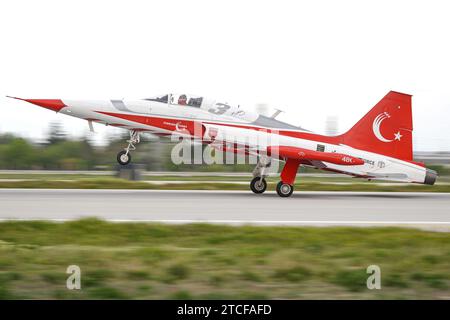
[7,96,66,112]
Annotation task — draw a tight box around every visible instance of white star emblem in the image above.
[394,131,402,141]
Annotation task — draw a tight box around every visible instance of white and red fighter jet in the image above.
[8,91,437,197]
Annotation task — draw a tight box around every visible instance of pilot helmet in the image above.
[178,94,187,104]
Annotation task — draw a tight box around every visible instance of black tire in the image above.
[117,150,131,165]
[276,181,294,197]
[250,177,267,194]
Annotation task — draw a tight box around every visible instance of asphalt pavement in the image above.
[1,189,449,230]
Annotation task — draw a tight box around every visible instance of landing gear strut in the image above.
[276,158,301,198]
[117,130,140,166]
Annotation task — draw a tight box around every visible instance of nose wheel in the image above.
[117,150,131,165]
[117,130,140,166]
[250,177,267,194]
[276,181,294,197]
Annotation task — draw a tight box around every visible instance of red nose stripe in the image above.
[23,99,66,112]
[7,96,66,112]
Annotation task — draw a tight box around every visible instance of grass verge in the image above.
[0,219,449,299]
[0,177,448,192]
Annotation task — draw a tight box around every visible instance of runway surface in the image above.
[1,189,450,230]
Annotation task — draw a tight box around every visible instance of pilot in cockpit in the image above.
[178,94,187,105]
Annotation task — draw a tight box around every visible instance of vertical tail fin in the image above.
[340,91,413,161]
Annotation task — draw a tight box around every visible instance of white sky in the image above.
[0,0,449,150]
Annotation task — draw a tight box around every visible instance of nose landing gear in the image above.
[117,130,140,166]
[117,150,131,165]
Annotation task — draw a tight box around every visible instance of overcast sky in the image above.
[0,0,449,151]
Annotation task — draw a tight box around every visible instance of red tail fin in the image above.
[339,91,413,161]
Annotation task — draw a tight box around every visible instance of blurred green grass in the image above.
[0,219,449,299]
[0,177,448,192]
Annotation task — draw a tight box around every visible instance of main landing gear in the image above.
[276,181,294,197]
[117,130,140,166]
[249,157,300,198]
[250,177,267,194]
[250,157,270,194]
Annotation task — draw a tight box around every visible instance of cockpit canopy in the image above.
[145,94,169,103]
[143,93,306,130]
[144,94,204,108]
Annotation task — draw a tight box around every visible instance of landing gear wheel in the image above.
[117,150,131,165]
[250,177,267,194]
[276,181,294,197]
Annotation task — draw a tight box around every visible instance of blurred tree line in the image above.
[0,121,255,172]
[0,130,105,170]
[4,121,444,174]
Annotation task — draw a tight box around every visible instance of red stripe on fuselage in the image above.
[95,111,340,146]
[96,111,203,137]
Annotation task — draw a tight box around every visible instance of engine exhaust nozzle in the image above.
[424,169,437,185]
